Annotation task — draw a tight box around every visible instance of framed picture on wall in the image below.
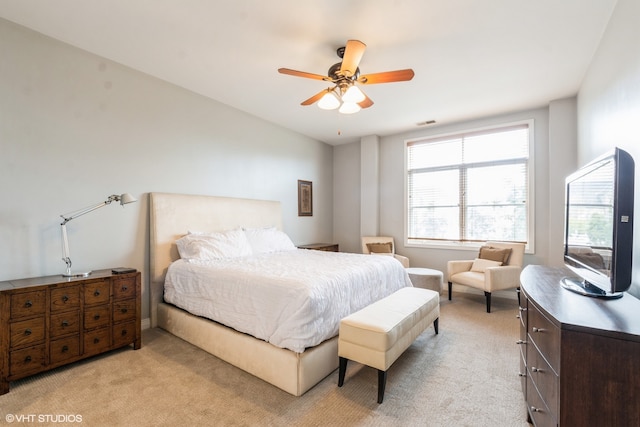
[298,180,312,216]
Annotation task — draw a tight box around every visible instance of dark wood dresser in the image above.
[0,269,141,395]
[297,243,339,252]
[519,265,640,426]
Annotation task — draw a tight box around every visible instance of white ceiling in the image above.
[0,0,617,145]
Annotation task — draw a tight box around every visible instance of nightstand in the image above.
[0,269,141,395]
[297,243,339,252]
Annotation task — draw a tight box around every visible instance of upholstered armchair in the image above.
[361,236,410,268]
[447,241,525,312]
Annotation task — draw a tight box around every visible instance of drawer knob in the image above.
[122,286,128,291]
[532,327,546,333]
[518,372,527,377]
[24,355,32,363]
[121,308,128,313]
[93,338,100,344]
[93,290,101,297]
[25,300,33,308]
[94,314,101,320]
[62,295,69,302]
[531,367,544,373]
[24,328,32,336]
[121,330,128,336]
[62,320,69,327]
[62,345,69,352]
[516,340,527,345]
[530,406,542,413]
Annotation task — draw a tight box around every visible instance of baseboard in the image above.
[141,317,151,330]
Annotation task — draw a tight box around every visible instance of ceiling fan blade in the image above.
[358,93,374,109]
[301,89,330,106]
[358,69,415,84]
[340,40,366,77]
[278,68,329,81]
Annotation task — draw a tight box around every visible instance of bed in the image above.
[149,192,411,396]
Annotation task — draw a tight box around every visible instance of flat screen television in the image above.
[562,147,635,298]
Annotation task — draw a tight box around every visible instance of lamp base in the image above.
[62,270,92,278]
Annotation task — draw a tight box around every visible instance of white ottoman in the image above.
[406,267,444,293]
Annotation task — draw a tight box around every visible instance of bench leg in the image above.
[484,291,492,313]
[377,369,387,404]
[338,357,348,387]
[434,317,439,334]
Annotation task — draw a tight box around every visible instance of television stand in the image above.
[520,265,640,426]
[560,277,623,299]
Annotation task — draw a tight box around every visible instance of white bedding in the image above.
[164,249,412,353]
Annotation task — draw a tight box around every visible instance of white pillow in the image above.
[470,258,503,273]
[243,227,296,254]
[175,228,252,260]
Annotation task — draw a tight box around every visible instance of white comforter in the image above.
[164,249,412,353]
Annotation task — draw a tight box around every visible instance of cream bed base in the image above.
[149,192,338,396]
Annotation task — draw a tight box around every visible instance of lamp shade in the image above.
[318,91,340,110]
[339,101,361,114]
[342,85,366,103]
[119,193,137,205]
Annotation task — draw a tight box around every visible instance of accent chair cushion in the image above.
[478,245,512,264]
[470,258,503,273]
[367,242,393,254]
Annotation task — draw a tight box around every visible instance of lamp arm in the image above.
[60,195,120,225]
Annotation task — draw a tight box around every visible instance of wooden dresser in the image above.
[297,243,339,252]
[519,265,640,426]
[0,269,141,395]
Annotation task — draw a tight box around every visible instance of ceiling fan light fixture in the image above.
[318,91,340,110]
[342,85,366,103]
[339,101,361,114]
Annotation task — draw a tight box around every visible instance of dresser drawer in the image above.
[84,305,110,330]
[527,342,559,418]
[50,336,80,364]
[113,276,137,300]
[9,344,46,377]
[50,310,80,338]
[10,290,45,319]
[51,286,80,312]
[113,299,136,323]
[84,328,110,355]
[84,280,110,305]
[526,373,556,427]
[10,317,45,349]
[527,304,560,374]
[113,321,137,348]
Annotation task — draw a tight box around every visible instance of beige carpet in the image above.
[1,293,529,426]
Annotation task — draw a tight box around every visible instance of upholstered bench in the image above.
[337,287,440,403]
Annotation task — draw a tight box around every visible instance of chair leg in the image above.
[433,318,439,334]
[338,357,348,387]
[484,291,491,313]
[377,369,387,404]
[448,282,452,300]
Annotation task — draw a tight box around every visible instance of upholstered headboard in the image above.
[148,192,283,327]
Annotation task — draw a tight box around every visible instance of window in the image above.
[406,121,532,247]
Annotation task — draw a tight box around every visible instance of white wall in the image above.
[577,0,640,297]
[0,19,334,320]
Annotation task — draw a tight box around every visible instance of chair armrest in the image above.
[485,266,522,291]
[394,254,410,268]
[447,260,474,279]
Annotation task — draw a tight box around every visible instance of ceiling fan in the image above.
[278,40,414,114]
